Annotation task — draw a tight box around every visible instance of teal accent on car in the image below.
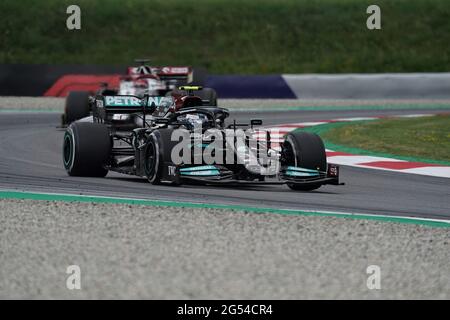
[104,96,143,107]
[285,170,319,177]
[188,143,211,149]
[103,96,173,108]
[285,166,320,177]
[180,165,218,172]
[180,165,220,176]
[286,166,320,173]
[180,170,220,176]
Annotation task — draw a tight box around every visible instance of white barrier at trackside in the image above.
[282,73,450,99]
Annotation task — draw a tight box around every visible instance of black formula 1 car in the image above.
[62,87,342,191]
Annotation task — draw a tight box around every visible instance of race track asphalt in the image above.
[1,101,450,299]
[0,107,449,220]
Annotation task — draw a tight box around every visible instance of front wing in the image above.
[161,164,343,187]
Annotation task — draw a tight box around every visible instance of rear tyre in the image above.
[64,91,91,124]
[197,87,218,106]
[63,122,111,177]
[283,131,327,191]
[173,87,217,106]
[191,67,208,86]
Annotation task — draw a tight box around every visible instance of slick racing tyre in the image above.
[197,87,217,106]
[144,128,181,185]
[144,132,162,185]
[283,131,327,191]
[64,91,91,124]
[63,122,111,177]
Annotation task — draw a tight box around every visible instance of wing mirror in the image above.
[251,119,263,128]
[154,118,170,125]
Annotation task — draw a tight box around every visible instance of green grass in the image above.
[1,0,449,74]
[321,115,450,163]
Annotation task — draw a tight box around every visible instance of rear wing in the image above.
[155,66,193,84]
[126,66,193,84]
[97,95,174,114]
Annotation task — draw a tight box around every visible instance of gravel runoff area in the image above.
[1,96,450,112]
[0,199,448,299]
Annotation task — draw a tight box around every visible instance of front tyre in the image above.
[144,128,182,186]
[63,122,111,177]
[144,133,162,184]
[283,131,327,191]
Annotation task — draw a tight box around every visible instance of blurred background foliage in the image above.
[1,0,449,74]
